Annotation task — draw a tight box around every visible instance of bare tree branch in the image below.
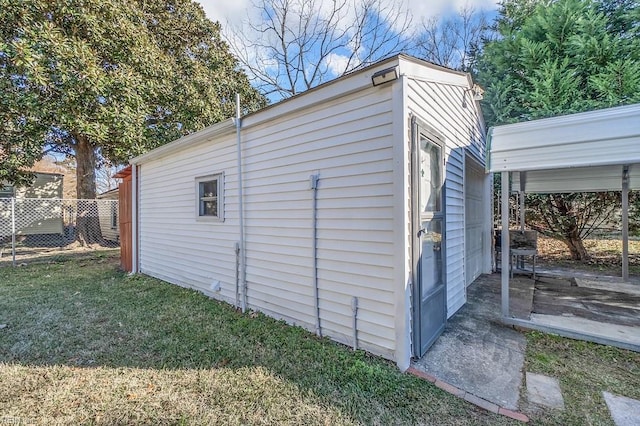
[226,0,413,100]
[414,4,490,72]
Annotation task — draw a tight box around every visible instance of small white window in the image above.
[196,174,223,221]
[0,184,14,198]
[110,202,118,229]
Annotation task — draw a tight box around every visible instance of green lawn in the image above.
[1,252,638,425]
[0,252,512,425]
[524,331,640,425]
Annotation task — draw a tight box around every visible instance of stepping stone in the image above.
[526,372,565,410]
[603,392,640,426]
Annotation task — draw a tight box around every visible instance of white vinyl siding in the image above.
[465,158,485,285]
[241,88,397,358]
[139,135,239,305]
[138,85,398,359]
[407,77,486,317]
[97,190,119,242]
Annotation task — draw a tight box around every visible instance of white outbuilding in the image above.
[128,54,493,370]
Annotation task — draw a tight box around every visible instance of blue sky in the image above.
[198,0,500,101]
[199,0,499,31]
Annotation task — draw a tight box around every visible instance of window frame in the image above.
[110,201,118,229]
[195,173,224,221]
[0,184,15,198]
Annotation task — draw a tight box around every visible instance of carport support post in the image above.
[501,171,510,317]
[622,166,629,281]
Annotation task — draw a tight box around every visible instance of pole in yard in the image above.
[11,197,16,267]
[622,166,629,281]
[501,171,510,318]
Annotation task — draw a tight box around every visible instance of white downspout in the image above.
[351,296,358,350]
[310,173,321,336]
[235,94,247,312]
[131,164,138,274]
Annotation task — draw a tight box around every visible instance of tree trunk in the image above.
[75,135,104,246]
[563,227,590,261]
[76,134,97,199]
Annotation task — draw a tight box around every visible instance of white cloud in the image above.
[406,0,498,22]
[198,0,499,30]
[325,53,351,76]
[197,0,252,27]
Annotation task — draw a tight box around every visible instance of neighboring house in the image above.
[97,188,119,243]
[127,54,492,370]
[0,172,64,237]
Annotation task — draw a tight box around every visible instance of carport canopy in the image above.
[487,103,640,351]
[488,103,640,183]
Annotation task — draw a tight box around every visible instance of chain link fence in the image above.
[0,198,119,266]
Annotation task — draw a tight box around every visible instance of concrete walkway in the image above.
[603,392,640,426]
[409,270,640,422]
[411,275,530,411]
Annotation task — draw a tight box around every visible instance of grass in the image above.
[0,252,513,425]
[523,331,640,425]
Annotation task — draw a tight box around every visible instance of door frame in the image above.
[410,115,447,358]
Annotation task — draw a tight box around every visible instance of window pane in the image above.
[0,185,14,198]
[419,137,442,213]
[200,199,218,216]
[110,203,118,228]
[197,177,221,218]
[200,180,217,198]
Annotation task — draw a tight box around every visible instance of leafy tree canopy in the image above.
[478,0,640,126]
[1,0,265,196]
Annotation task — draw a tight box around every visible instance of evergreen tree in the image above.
[477,0,640,260]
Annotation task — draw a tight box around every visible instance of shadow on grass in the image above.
[0,247,120,268]
[0,253,509,425]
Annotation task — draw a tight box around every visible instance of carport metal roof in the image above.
[487,103,640,353]
[488,103,640,176]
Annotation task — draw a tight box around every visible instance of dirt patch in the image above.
[0,246,119,267]
[536,237,640,275]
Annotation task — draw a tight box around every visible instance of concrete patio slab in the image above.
[525,372,564,410]
[576,279,640,297]
[530,314,640,347]
[603,391,640,426]
[411,275,528,410]
[533,279,640,328]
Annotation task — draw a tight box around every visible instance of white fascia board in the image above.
[491,103,640,137]
[129,118,236,165]
[399,57,470,87]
